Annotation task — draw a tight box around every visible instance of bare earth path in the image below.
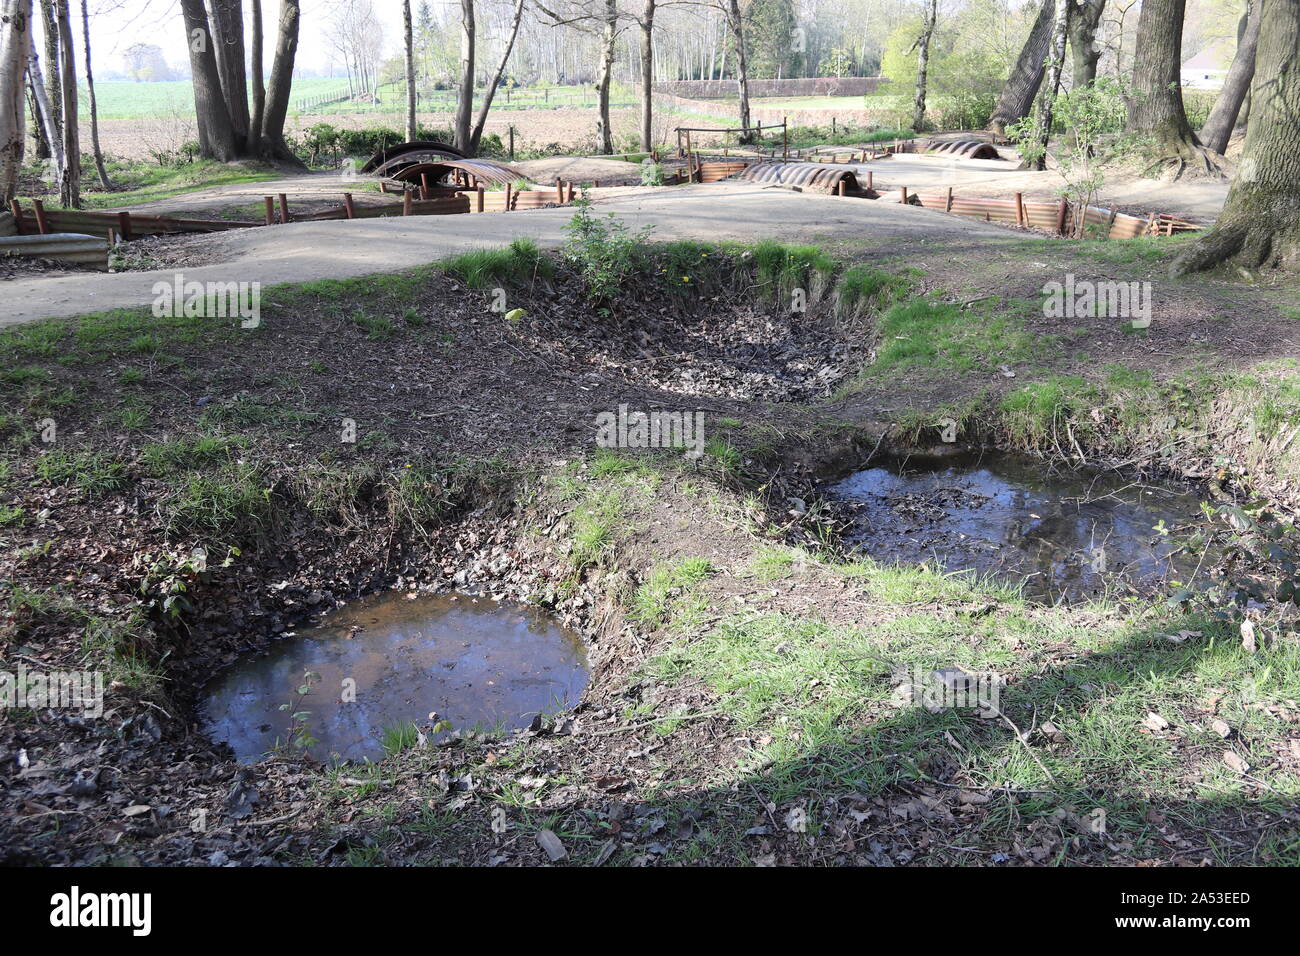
[2,183,1019,326]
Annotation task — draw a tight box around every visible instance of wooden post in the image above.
[343,193,355,219]
[8,199,22,234]
[783,117,788,160]
[420,173,430,200]
[403,188,413,215]
[899,187,908,205]
[504,182,513,211]
[1055,197,1068,235]
[508,125,515,160]
[1014,192,1025,227]
[278,193,290,224]
[263,196,275,225]
[116,210,131,241]
[945,186,953,212]
[837,179,846,197]
[476,186,485,213]
[867,170,873,192]
[33,200,50,235]
[684,129,691,160]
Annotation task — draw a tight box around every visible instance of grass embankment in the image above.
[2,232,1298,865]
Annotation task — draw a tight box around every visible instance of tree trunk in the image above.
[1200,2,1260,154]
[1173,0,1300,275]
[1067,0,1104,88]
[454,0,474,153]
[911,0,937,132]
[249,0,265,156]
[1128,0,1223,175]
[26,27,60,186]
[55,0,77,207]
[639,0,655,151]
[1030,0,1070,170]
[989,0,1055,136]
[595,0,616,154]
[209,0,250,150]
[403,0,416,142]
[38,0,57,151]
[470,0,525,153]
[727,0,752,142]
[180,0,237,161]
[259,0,303,165]
[1,0,32,203]
[80,0,108,188]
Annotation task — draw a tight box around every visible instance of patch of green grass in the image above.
[81,613,163,697]
[569,491,625,573]
[631,557,714,626]
[349,310,396,341]
[164,463,272,542]
[748,240,835,305]
[998,376,1094,450]
[703,437,743,477]
[1,366,53,388]
[749,546,798,581]
[0,504,24,527]
[32,449,128,497]
[590,448,655,478]
[874,296,1037,373]
[139,434,234,476]
[381,721,421,756]
[834,264,913,316]
[443,238,553,290]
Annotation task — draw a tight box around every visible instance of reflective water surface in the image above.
[202,592,588,763]
[828,453,1208,602]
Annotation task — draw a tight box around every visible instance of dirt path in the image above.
[857,153,1229,221]
[2,183,1017,326]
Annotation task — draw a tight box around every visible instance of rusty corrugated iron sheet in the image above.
[733,161,862,193]
[926,140,1003,160]
[909,192,1200,238]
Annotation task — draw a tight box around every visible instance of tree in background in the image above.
[54,0,78,206]
[80,0,109,188]
[1173,0,1300,275]
[470,0,526,151]
[1199,0,1259,153]
[988,0,1054,135]
[1,0,31,203]
[745,0,796,78]
[1067,0,1106,88]
[1127,0,1225,175]
[403,0,417,140]
[454,0,474,151]
[910,0,937,131]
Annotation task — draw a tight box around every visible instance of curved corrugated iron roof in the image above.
[926,140,1003,160]
[388,159,530,188]
[733,162,861,193]
[361,140,467,175]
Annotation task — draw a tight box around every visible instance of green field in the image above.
[83,78,639,121]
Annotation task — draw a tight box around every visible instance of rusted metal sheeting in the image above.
[926,140,1003,160]
[360,140,466,175]
[389,159,529,189]
[697,160,750,182]
[0,232,109,269]
[911,192,1199,239]
[734,161,860,193]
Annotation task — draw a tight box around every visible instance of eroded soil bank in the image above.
[2,238,1298,866]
